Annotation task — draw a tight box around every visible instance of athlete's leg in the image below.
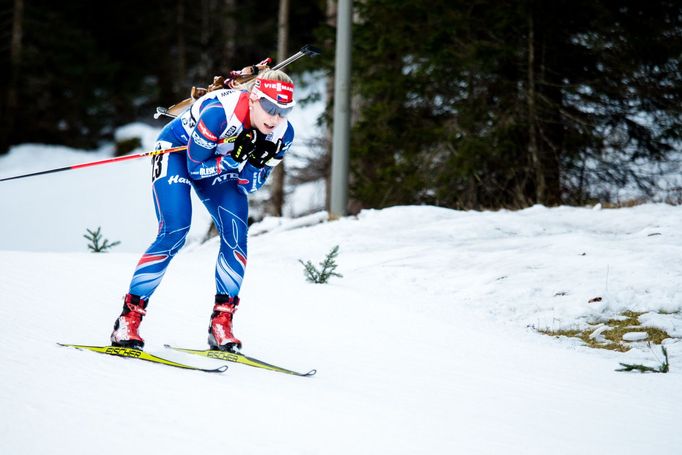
[193,176,248,351]
[128,139,193,300]
[192,176,249,297]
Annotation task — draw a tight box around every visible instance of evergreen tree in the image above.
[348,0,682,209]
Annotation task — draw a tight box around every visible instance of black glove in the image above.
[231,129,258,163]
[247,138,282,168]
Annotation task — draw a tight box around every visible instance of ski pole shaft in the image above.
[0,145,187,182]
[0,136,236,183]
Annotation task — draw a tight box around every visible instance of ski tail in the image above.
[58,343,228,373]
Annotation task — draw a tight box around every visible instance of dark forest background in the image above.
[1,0,682,211]
[0,0,322,148]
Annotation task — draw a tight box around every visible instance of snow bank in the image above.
[1,204,681,455]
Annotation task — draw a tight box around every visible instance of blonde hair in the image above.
[241,69,293,92]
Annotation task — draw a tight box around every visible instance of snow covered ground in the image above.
[1,194,682,453]
[0,133,198,253]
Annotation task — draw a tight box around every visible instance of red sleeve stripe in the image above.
[234,92,251,129]
[197,120,218,142]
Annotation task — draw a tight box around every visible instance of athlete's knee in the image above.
[213,207,248,249]
[153,223,190,255]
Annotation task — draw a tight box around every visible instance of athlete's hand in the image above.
[247,139,282,168]
[231,129,258,163]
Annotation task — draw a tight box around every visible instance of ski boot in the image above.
[111,294,148,350]
[208,294,242,352]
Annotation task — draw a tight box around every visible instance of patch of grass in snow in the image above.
[539,310,674,352]
[601,311,671,346]
[539,327,628,351]
[600,199,648,208]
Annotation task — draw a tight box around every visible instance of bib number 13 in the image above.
[152,141,171,183]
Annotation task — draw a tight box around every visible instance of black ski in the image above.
[58,343,228,373]
[164,344,316,377]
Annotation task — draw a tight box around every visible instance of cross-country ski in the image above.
[58,343,228,373]
[164,344,316,377]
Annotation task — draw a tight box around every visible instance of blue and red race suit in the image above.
[128,89,294,300]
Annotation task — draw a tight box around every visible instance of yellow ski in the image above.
[58,343,228,373]
[164,344,316,377]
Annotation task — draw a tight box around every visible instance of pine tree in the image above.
[84,227,121,253]
[616,346,669,373]
[299,245,343,284]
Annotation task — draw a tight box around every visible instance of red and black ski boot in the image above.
[111,294,148,350]
[208,294,242,352]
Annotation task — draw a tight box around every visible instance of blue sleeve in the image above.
[186,100,240,180]
[238,122,295,193]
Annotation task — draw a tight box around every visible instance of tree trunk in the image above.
[199,0,211,76]
[527,12,543,204]
[1,0,24,153]
[176,0,186,96]
[268,0,290,216]
[222,0,237,67]
[324,0,337,211]
[527,10,561,206]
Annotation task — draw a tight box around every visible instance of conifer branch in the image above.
[83,226,121,253]
[299,245,343,284]
[616,345,669,373]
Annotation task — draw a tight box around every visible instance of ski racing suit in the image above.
[128,89,294,300]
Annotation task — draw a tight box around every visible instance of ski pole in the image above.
[0,136,236,183]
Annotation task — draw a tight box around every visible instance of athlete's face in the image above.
[249,95,286,135]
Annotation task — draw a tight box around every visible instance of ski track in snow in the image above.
[1,204,682,454]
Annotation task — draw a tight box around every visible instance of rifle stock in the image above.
[156,44,321,120]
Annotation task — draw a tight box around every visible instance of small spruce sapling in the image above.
[84,226,121,253]
[616,345,669,373]
[299,245,343,284]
